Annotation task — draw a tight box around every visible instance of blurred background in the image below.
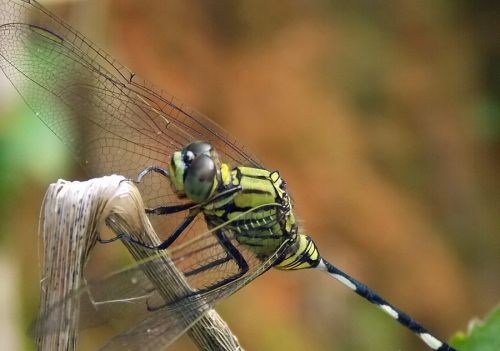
[0,0,499,350]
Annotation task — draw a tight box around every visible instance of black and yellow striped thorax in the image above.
[203,164,320,270]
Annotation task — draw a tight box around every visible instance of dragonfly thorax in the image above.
[199,164,321,270]
[168,142,322,271]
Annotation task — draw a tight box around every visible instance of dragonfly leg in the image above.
[126,187,243,248]
[215,230,249,282]
[98,211,199,250]
[99,187,242,249]
[146,230,251,312]
[184,256,233,278]
[97,233,127,244]
[146,202,197,215]
[181,229,249,282]
[135,166,170,183]
[145,185,241,216]
[194,230,249,292]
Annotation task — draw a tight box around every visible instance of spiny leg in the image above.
[184,230,249,293]
[146,231,250,311]
[100,185,243,250]
[214,230,249,280]
[317,259,456,351]
[125,187,243,249]
[146,185,242,216]
[97,202,198,246]
[146,202,197,215]
[135,165,170,183]
[109,168,197,248]
[111,211,199,250]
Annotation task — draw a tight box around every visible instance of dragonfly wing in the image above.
[0,0,261,171]
[1,2,292,347]
[98,296,205,351]
[166,203,290,293]
[0,0,262,238]
[100,237,290,351]
[36,205,291,348]
[35,262,161,334]
[36,241,288,350]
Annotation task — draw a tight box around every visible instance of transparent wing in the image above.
[0,0,262,242]
[36,204,291,350]
[100,241,289,351]
[166,203,290,293]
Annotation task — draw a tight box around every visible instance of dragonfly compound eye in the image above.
[184,154,216,202]
[184,141,212,156]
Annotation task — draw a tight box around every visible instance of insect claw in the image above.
[119,177,137,185]
[135,166,170,184]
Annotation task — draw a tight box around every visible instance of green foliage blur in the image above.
[0,0,498,350]
[451,307,500,351]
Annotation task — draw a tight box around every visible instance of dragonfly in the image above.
[0,0,457,350]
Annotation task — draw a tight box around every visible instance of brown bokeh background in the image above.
[0,0,498,350]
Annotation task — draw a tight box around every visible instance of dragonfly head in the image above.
[169,141,220,202]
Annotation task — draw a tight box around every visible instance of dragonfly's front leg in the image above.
[137,186,244,248]
[134,165,170,183]
[146,202,197,215]
[99,210,200,250]
[99,165,197,248]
